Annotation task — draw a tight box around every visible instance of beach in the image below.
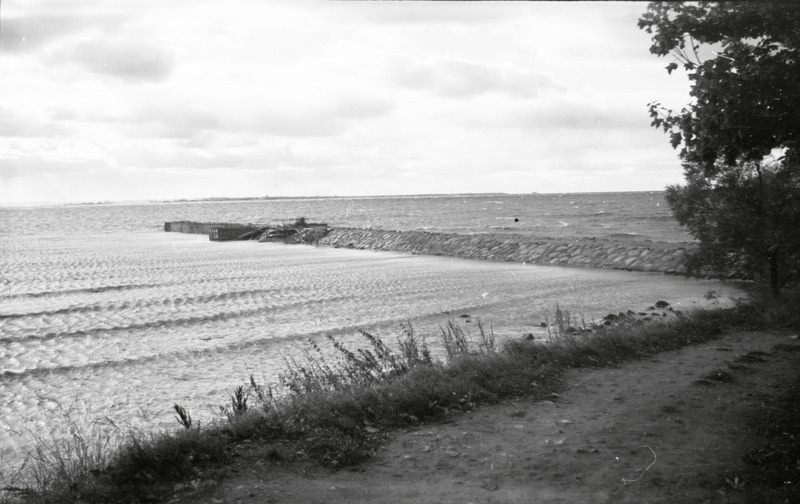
[0,230,740,474]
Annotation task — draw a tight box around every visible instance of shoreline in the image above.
[2,231,741,479]
[164,221,701,276]
[2,228,774,503]
[2,274,796,502]
[319,227,694,275]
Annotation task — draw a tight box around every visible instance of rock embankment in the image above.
[318,228,695,275]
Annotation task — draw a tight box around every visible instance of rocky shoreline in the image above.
[164,221,697,276]
[318,227,694,275]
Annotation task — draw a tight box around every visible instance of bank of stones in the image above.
[318,228,694,275]
[164,221,697,276]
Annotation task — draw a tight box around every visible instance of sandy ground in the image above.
[171,330,800,504]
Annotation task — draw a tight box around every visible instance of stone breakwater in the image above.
[318,228,696,275]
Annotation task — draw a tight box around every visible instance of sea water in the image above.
[0,193,734,473]
[1,192,689,241]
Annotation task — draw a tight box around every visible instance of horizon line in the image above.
[1,189,668,208]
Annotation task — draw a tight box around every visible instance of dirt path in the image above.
[176,331,800,504]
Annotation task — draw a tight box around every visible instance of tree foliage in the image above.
[639,2,800,292]
[639,2,800,171]
[665,159,800,291]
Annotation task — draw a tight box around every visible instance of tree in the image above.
[638,2,800,293]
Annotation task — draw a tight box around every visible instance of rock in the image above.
[654,300,670,308]
[523,333,535,340]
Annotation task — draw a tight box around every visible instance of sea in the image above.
[0,192,741,474]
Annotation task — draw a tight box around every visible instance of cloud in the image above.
[64,38,176,83]
[0,12,124,53]
[511,98,647,131]
[0,156,104,179]
[335,95,394,120]
[349,1,514,27]
[0,137,111,181]
[114,142,247,171]
[440,92,650,134]
[390,56,563,99]
[127,105,222,139]
[118,90,393,141]
[2,4,176,82]
[248,94,393,138]
[0,107,66,137]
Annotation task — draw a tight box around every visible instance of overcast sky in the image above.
[0,0,693,204]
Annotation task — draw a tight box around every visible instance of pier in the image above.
[164,220,330,243]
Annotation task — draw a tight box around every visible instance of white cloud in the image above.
[65,38,176,82]
[389,55,564,99]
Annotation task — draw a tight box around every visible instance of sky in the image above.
[0,0,694,204]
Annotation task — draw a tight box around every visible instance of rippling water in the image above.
[0,191,690,241]
[1,193,723,472]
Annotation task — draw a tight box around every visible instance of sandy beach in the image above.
[0,232,741,474]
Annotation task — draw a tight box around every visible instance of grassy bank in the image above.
[2,295,798,504]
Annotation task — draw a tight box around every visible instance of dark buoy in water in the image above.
[514,218,519,222]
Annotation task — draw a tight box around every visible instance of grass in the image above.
[1,294,797,504]
[741,350,800,503]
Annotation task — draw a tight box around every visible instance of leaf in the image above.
[670,132,683,148]
[666,62,679,75]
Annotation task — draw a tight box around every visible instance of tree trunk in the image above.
[769,247,780,295]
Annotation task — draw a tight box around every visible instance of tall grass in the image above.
[2,298,792,504]
[0,401,122,503]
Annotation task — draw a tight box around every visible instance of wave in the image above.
[3,283,158,300]
[0,294,355,346]
[605,232,651,240]
[0,312,428,382]
[0,286,304,320]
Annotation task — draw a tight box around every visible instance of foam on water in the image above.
[0,230,738,471]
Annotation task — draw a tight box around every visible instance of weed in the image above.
[0,399,122,502]
[173,404,193,430]
[230,386,249,416]
[440,319,495,359]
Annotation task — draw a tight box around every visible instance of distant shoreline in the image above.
[4,190,669,208]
